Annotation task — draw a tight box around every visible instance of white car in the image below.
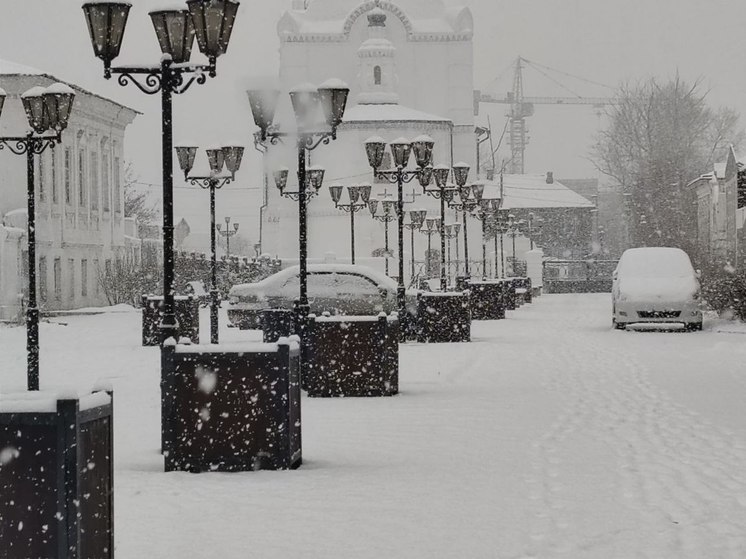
[612,247,702,331]
[227,264,418,329]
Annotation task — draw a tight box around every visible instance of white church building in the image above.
[261,0,476,279]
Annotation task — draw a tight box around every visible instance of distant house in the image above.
[0,59,138,318]
[481,172,596,260]
[686,146,743,267]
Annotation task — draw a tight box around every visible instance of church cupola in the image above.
[356,7,399,104]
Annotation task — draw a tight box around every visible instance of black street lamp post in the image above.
[329,184,372,264]
[368,198,397,276]
[216,216,239,259]
[444,223,461,286]
[448,182,484,279]
[0,84,75,390]
[471,198,502,279]
[248,79,349,334]
[364,135,434,329]
[83,0,240,347]
[421,162,471,290]
[419,217,441,279]
[404,209,427,283]
[176,144,244,344]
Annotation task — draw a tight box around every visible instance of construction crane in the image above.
[474,56,616,174]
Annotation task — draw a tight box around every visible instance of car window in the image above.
[336,273,379,296]
[307,273,340,297]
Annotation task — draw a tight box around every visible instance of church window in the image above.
[374,65,382,85]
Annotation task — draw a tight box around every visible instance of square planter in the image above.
[467,280,506,320]
[416,292,471,343]
[260,308,296,343]
[142,295,200,346]
[305,313,399,397]
[0,390,114,559]
[161,338,301,472]
[501,279,517,311]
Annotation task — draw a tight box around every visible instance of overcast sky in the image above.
[2,0,746,246]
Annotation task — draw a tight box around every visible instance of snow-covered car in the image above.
[612,247,702,331]
[227,264,418,329]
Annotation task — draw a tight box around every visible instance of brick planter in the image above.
[467,280,506,320]
[142,295,200,346]
[305,313,399,397]
[161,338,302,472]
[0,390,114,559]
[501,279,517,311]
[416,292,471,343]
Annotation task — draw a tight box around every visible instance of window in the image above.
[51,150,58,203]
[374,65,382,85]
[81,259,88,297]
[39,257,47,303]
[93,258,100,296]
[68,258,75,300]
[114,157,121,212]
[64,148,72,204]
[53,258,61,300]
[102,153,110,211]
[38,153,45,201]
[78,149,86,207]
[90,152,99,210]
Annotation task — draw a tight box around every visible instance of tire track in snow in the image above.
[522,301,746,557]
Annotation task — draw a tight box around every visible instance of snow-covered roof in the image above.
[482,174,595,210]
[342,103,451,124]
[0,57,139,116]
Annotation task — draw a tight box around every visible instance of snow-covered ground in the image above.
[2,294,746,558]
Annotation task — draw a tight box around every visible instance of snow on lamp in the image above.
[82,2,132,70]
[222,145,244,178]
[289,83,319,130]
[175,146,198,179]
[453,162,470,187]
[43,83,76,133]
[273,167,289,191]
[21,87,49,134]
[307,165,325,191]
[187,0,240,59]
[205,146,225,175]
[364,136,386,170]
[432,164,450,190]
[390,138,412,169]
[412,134,434,168]
[317,78,349,133]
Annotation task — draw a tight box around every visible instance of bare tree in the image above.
[591,76,743,250]
[123,162,159,226]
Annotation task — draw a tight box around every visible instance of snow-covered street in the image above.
[2,294,746,558]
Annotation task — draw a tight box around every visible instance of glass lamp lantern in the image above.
[390,138,412,168]
[82,2,132,68]
[149,9,196,64]
[186,0,240,59]
[364,136,386,170]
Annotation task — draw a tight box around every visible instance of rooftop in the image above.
[342,103,451,123]
[482,174,595,210]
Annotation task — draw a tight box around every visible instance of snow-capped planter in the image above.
[141,294,200,346]
[161,337,302,472]
[467,280,506,320]
[0,389,114,559]
[416,292,471,343]
[260,307,296,343]
[304,313,399,397]
[515,277,532,304]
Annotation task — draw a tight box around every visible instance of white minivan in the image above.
[612,247,702,331]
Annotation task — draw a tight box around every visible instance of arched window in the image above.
[374,65,382,85]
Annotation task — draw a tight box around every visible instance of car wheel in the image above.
[613,319,626,330]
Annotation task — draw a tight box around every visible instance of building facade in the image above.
[0,60,137,318]
[261,0,475,269]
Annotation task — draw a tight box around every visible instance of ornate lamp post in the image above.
[248,79,348,332]
[448,182,484,279]
[329,183,372,264]
[176,144,243,344]
[507,213,525,276]
[444,223,461,286]
[471,198,502,279]
[364,135,433,325]
[404,209,427,282]
[419,217,441,279]
[216,216,239,259]
[368,198,397,276]
[421,162,470,290]
[0,84,75,390]
[83,0,240,345]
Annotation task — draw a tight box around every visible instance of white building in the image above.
[0,59,138,318]
[261,0,475,277]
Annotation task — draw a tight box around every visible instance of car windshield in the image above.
[618,249,694,278]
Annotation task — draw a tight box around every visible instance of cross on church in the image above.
[377,187,422,204]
